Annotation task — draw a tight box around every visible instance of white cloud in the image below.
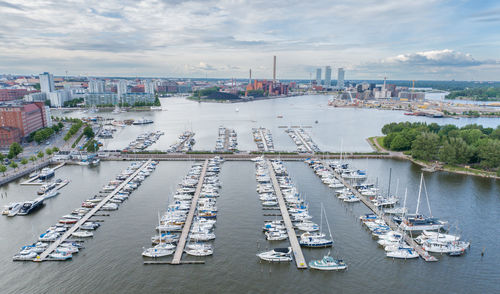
[385,49,482,67]
[0,0,498,80]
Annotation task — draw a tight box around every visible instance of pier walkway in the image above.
[175,132,195,152]
[293,129,313,153]
[326,162,437,262]
[267,159,307,269]
[171,159,208,264]
[35,160,152,261]
[258,129,269,152]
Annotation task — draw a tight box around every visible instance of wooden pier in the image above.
[267,159,307,269]
[326,162,438,262]
[171,159,208,265]
[34,160,152,262]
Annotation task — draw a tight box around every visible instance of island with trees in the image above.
[379,122,500,177]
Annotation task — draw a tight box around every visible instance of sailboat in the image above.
[299,204,333,247]
[399,174,447,232]
[386,189,418,259]
[142,212,175,258]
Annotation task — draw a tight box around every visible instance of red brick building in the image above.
[0,102,48,146]
[0,126,22,146]
[0,89,28,101]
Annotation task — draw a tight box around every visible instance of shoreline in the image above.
[368,136,500,180]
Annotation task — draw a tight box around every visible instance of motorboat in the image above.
[257,247,293,262]
[415,230,460,244]
[189,232,216,241]
[71,231,93,238]
[49,251,72,260]
[142,246,174,258]
[185,247,213,256]
[309,254,347,271]
[265,230,288,241]
[3,202,22,216]
[13,251,37,261]
[386,247,419,259]
[295,221,320,232]
[101,203,119,211]
[39,232,60,242]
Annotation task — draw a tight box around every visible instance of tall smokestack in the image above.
[273,56,276,85]
[249,69,252,84]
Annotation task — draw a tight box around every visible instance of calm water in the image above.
[1,96,499,294]
[54,95,499,152]
[1,160,499,293]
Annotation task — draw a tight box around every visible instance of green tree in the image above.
[58,122,64,129]
[8,142,23,158]
[9,162,18,169]
[0,153,4,161]
[439,137,472,164]
[83,126,95,138]
[411,132,440,161]
[37,151,44,159]
[459,129,484,145]
[0,164,6,175]
[52,147,59,153]
[476,139,500,169]
[29,156,37,163]
[46,148,53,155]
[390,134,411,151]
[86,140,99,152]
[20,158,28,165]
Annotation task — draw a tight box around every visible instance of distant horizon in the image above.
[2,73,500,84]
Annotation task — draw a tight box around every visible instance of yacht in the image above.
[422,240,470,254]
[39,168,55,180]
[132,118,154,125]
[257,247,293,262]
[17,199,44,216]
[309,254,347,271]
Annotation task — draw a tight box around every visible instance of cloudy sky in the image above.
[0,0,499,80]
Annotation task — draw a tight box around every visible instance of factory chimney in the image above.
[273,56,276,85]
[249,69,252,84]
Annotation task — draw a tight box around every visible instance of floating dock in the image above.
[326,162,437,262]
[171,159,208,265]
[34,160,152,262]
[175,132,195,152]
[20,162,66,185]
[267,159,307,269]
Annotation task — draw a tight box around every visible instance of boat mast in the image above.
[422,175,432,217]
[387,168,392,197]
[323,204,333,239]
[415,173,423,215]
[320,203,323,234]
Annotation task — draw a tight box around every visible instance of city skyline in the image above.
[0,0,499,80]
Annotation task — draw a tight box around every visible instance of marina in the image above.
[252,127,274,152]
[285,128,320,153]
[171,159,208,264]
[168,131,196,153]
[266,159,307,269]
[215,126,238,152]
[29,160,155,261]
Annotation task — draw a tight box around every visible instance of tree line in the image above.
[445,87,500,101]
[382,122,500,173]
